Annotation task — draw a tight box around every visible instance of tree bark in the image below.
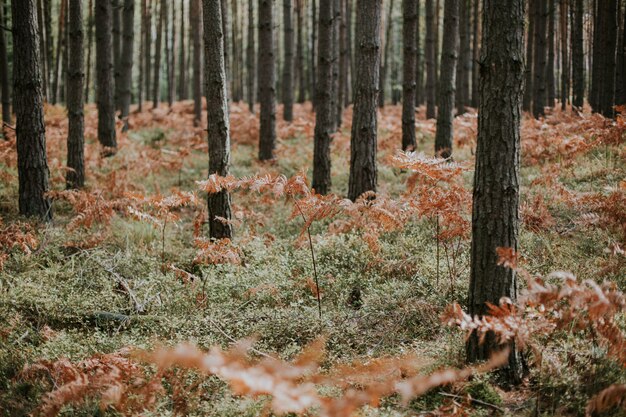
[0,0,10,125]
[467,0,524,385]
[591,0,617,117]
[522,0,534,112]
[192,0,203,125]
[119,0,134,129]
[378,0,394,108]
[283,0,295,121]
[338,0,348,124]
[425,0,436,118]
[470,0,479,107]
[547,0,555,106]
[45,0,54,98]
[532,0,547,117]
[36,0,49,102]
[168,0,175,107]
[52,0,67,105]
[434,0,459,159]
[12,0,52,220]
[67,0,84,189]
[559,0,568,110]
[415,0,423,106]
[138,0,145,111]
[621,1,626,105]
[247,0,255,112]
[144,0,152,108]
[348,0,381,201]
[84,0,94,103]
[572,0,584,108]
[152,0,164,107]
[330,0,340,127]
[96,0,117,151]
[311,0,317,109]
[113,0,122,110]
[178,1,186,100]
[258,0,277,160]
[312,0,334,194]
[221,0,231,101]
[164,0,172,107]
[402,0,417,151]
[296,0,306,103]
[203,0,233,239]
[455,0,469,114]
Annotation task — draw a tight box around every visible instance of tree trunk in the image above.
[45,0,54,98]
[348,0,381,201]
[178,1,187,100]
[192,0,203,125]
[470,0,479,107]
[168,0,175,107]
[337,0,348,124]
[547,0,555,106]
[113,0,122,110]
[152,0,164,107]
[258,0,276,160]
[0,0,10,125]
[455,0,469,114]
[572,0,584,108]
[247,0,255,112]
[467,0,524,385]
[67,0,84,189]
[138,0,145,111]
[164,0,172,107]
[312,0,334,194]
[203,0,233,239]
[311,0,317,109]
[402,0,417,151]
[221,0,231,101]
[522,0,534,112]
[615,2,623,106]
[621,1,626,105]
[296,0,306,103]
[12,0,52,220]
[378,0,394,108]
[61,5,69,103]
[434,0,459,159]
[591,0,617,116]
[345,0,352,106]
[532,0,547,118]
[84,0,94,103]
[559,0,568,110]
[119,0,134,129]
[425,0,436,118]
[52,0,67,105]
[330,0,340,127]
[36,0,49,102]
[96,0,117,151]
[283,0,295,121]
[415,0,423,106]
[144,0,152,108]
[231,0,243,102]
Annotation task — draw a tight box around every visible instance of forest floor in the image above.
[0,101,625,416]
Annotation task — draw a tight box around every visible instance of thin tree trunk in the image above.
[152,0,164,107]
[560,0,568,110]
[96,0,117,151]
[192,0,203,124]
[348,0,381,201]
[379,0,394,107]
[532,0,547,118]
[425,0,436,118]
[85,0,94,103]
[45,0,54,98]
[231,0,242,101]
[169,0,175,106]
[12,0,52,220]
[547,0,556,106]
[258,0,277,160]
[0,0,10,124]
[434,0,459,158]
[67,0,85,189]
[416,0,423,106]
[296,0,306,103]
[467,0,524,385]
[144,0,152,108]
[138,0,145,111]
[164,0,172,107]
[330,0,340,127]
[203,0,233,239]
[523,0,534,112]
[345,0,352,106]
[572,0,584,108]
[119,0,134,128]
[178,1,187,100]
[621,1,626,105]
[52,0,67,105]
[113,0,122,110]
[221,0,231,101]
[598,0,618,117]
[61,5,69,103]
[470,0,479,107]
[311,0,317,108]
[283,0,295,121]
[337,0,347,124]
[402,0,417,150]
[312,0,334,194]
[247,0,255,112]
[37,0,49,102]
[456,0,470,113]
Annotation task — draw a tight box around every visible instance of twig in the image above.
[92,258,144,313]
[2,121,15,131]
[438,392,505,413]
[206,317,272,359]
[293,198,322,321]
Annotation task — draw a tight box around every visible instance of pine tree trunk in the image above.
[337,0,348,125]
[621,3,626,105]
[192,0,203,124]
[532,0,547,118]
[164,0,172,107]
[138,0,145,111]
[168,0,175,106]
[67,0,84,189]
[547,0,555,106]
[598,0,618,117]
[152,0,164,107]
[378,0,394,108]
[523,0,534,112]
[425,0,436,118]
[283,0,295,121]
[61,7,69,103]
[258,0,277,160]
[221,0,231,100]
[470,0,479,107]
[348,0,381,201]
[178,1,187,100]
[203,0,233,239]
[345,0,352,106]
[12,0,52,220]
[402,0,417,151]
[247,0,255,112]
[330,0,340,127]
[311,0,317,109]
[615,3,623,106]
[572,0,584,108]
[415,0,423,106]
[312,0,334,194]
[96,0,117,151]
[467,0,524,385]
[45,0,54,97]
[455,0,469,114]
[434,0,459,159]
[296,0,306,103]
[144,0,152,108]
[119,0,134,129]
[559,0,568,110]
[36,0,49,102]
[0,0,10,125]
[113,0,122,110]
[52,0,67,105]
[84,0,94,103]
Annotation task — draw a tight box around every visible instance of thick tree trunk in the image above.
[572,0,584,108]
[96,0,117,151]
[283,0,295,121]
[0,0,10,125]
[296,0,306,103]
[559,0,568,110]
[113,0,122,110]
[615,3,623,106]
[455,0,470,114]
[425,0,436,118]
[12,0,52,220]
[378,0,393,108]
[348,0,381,201]
[85,0,94,103]
[402,0,417,151]
[470,0,479,107]
[203,0,233,239]
[547,0,555,106]
[52,0,67,105]
[532,0,547,118]
[590,0,617,116]
[67,0,84,189]
[434,0,459,159]
[415,0,423,106]
[192,0,203,125]
[312,0,334,194]
[258,0,276,160]
[119,0,134,129]
[522,0,534,112]
[467,0,524,385]
[247,0,255,112]
[144,0,152,108]
[621,2,626,105]
[152,0,164,107]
